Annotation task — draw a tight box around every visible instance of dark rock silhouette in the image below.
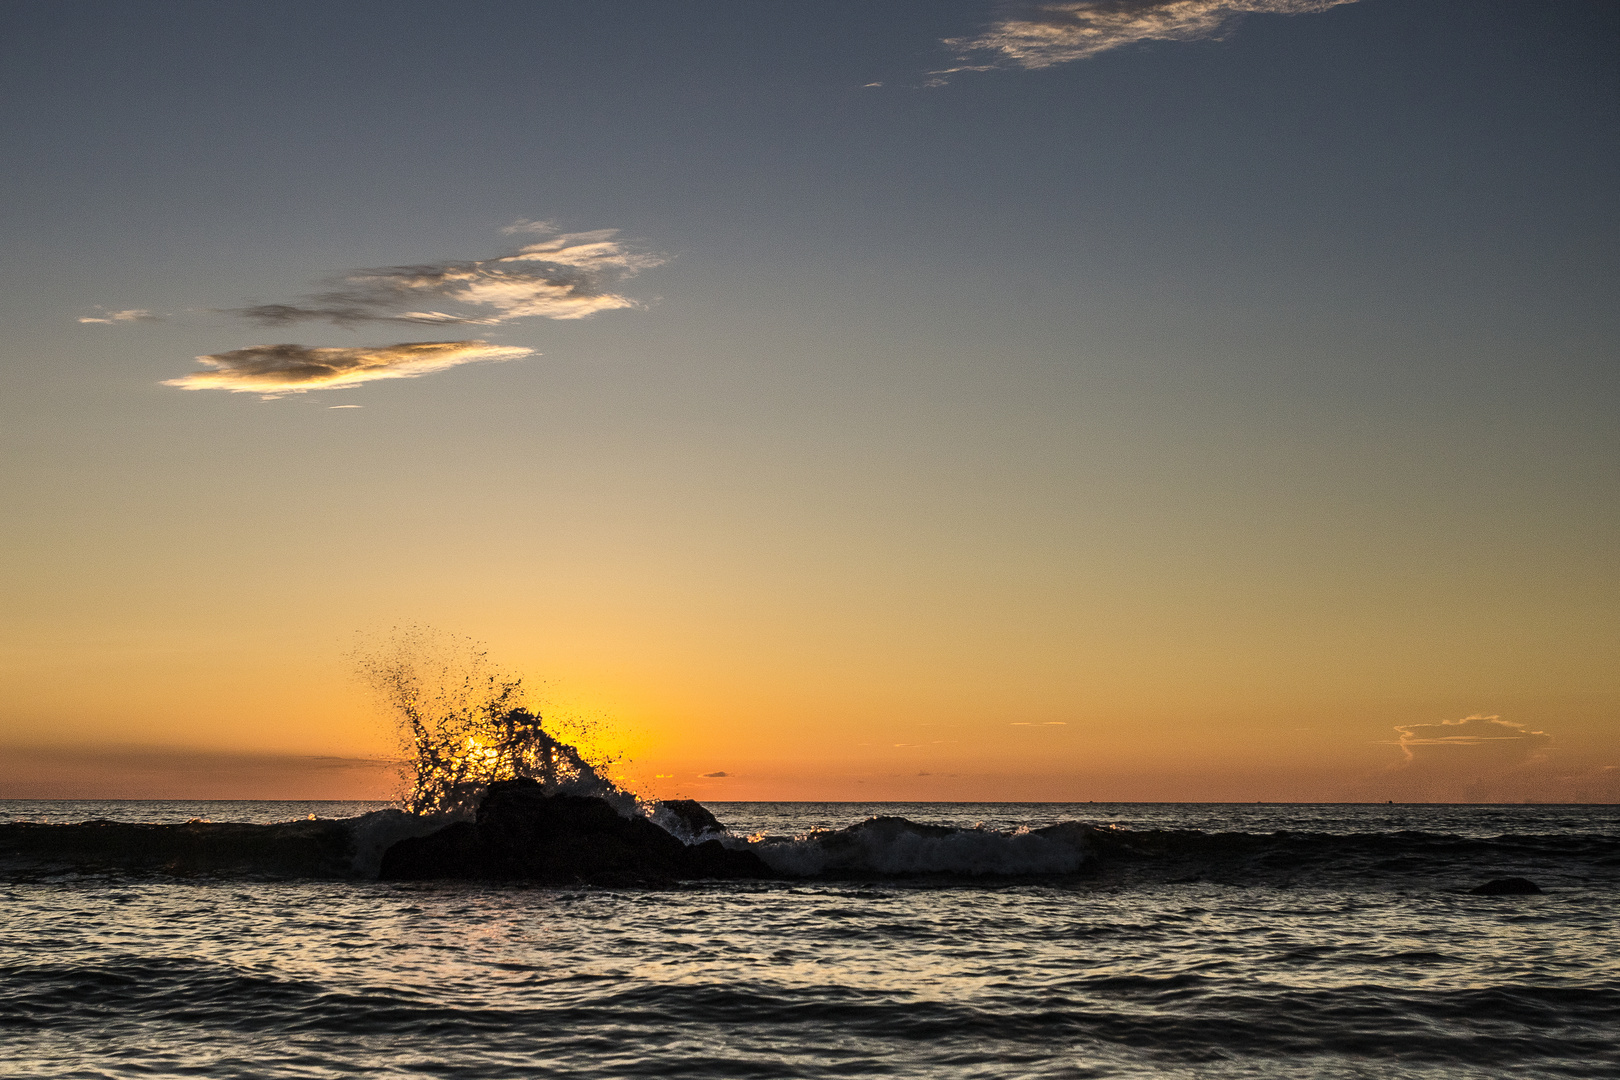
[658,798,727,838]
[1470,877,1543,895]
[379,779,772,884]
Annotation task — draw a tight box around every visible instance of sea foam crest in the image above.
[745,817,1093,877]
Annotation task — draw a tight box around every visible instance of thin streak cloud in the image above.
[227,223,663,328]
[165,340,532,398]
[937,0,1357,77]
[1391,714,1551,764]
[78,308,160,324]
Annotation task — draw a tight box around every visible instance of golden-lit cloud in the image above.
[164,340,532,397]
[78,308,160,324]
[154,221,654,399]
[938,0,1358,76]
[227,222,663,328]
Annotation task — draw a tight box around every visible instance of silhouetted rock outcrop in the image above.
[658,798,727,838]
[1469,876,1543,895]
[378,779,772,884]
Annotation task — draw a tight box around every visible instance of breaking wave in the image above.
[5,806,1607,886]
[0,811,1100,880]
[0,810,447,880]
[745,817,1094,876]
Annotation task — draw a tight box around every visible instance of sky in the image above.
[0,0,1615,802]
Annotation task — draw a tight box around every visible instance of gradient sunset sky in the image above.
[1,0,1615,802]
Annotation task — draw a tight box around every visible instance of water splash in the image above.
[354,626,633,816]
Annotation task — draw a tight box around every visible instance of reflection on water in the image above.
[1,802,1616,1079]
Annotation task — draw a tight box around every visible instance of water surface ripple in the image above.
[1,801,1615,1079]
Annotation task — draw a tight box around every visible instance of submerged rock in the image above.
[1470,877,1543,895]
[378,779,771,884]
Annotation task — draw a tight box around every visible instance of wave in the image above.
[744,817,1093,876]
[3,802,1612,885]
[0,810,451,880]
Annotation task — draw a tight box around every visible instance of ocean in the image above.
[2,800,1616,1079]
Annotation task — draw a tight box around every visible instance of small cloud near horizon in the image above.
[700,771,731,778]
[1391,714,1551,765]
[933,0,1358,81]
[165,340,531,398]
[78,308,160,324]
[1369,713,1617,802]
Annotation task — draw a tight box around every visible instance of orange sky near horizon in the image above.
[1,586,1614,803]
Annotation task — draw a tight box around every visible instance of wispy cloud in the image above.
[1365,713,1618,802]
[1391,714,1551,765]
[153,221,656,399]
[165,340,532,398]
[227,223,663,328]
[78,308,160,324]
[936,0,1357,79]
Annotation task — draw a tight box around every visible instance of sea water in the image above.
[2,800,1616,1078]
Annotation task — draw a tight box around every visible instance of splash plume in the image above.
[355,627,627,816]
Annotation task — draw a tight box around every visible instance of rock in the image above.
[375,821,485,880]
[378,779,773,884]
[1470,877,1543,895]
[477,781,689,880]
[658,798,727,839]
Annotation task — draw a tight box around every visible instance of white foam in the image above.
[744,818,1093,877]
[647,804,727,844]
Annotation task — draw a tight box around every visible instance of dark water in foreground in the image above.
[2,801,1616,1079]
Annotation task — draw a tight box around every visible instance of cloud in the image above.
[227,223,663,328]
[1391,714,1552,765]
[1368,714,1620,802]
[165,340,531,397]
[936,0,1357,77]
[78,308,160,324]
[700,771,731,778]
[0,743,398,799]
